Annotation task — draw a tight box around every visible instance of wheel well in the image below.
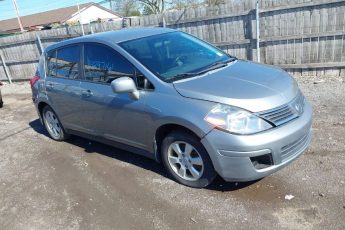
[155,124,200,162]
[38,102,48,117]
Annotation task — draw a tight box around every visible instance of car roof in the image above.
[45,27,175,52]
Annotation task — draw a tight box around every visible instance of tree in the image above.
[113,0,141,17]
[205,0,225,6]
[129,10,141,16]
[139,0,206,15]
[136,0,221,16]
[137,0,166,14]
[121,0,141,16]
[170,0,203,10]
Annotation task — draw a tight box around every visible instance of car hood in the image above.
[173,60,299,112]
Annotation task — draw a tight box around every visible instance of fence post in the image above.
[256,0,261,63]
[162,12,166,28]
[0,51,12,84]
[36,34,44,55]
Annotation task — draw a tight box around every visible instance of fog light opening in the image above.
[250,153,273,170]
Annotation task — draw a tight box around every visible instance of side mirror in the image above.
[111,77,140,100]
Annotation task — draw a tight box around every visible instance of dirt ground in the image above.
[0,77,344,230]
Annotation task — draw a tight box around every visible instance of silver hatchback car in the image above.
[31,28,312,188]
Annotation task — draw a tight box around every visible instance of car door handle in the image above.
[82,89,93,97]
[46,83,54,90]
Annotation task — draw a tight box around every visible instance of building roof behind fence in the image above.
[0,2,120,33]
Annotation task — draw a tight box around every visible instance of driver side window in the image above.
[83,43,154,90]
[83,44,135,84]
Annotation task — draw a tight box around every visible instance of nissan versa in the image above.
[31,28,312,188]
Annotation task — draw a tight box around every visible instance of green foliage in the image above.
[170,0,204,10]
[113,0,141,17]
[129,10,141,16]
[138,0,165,14]
[114,0,223,16]
[142,5,154,15]
[50,23,62,28]
[205,0,225,6]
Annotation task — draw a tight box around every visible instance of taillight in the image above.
[30,75,40,88]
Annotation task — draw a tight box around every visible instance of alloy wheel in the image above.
[167,141,204,181]
[44,110,62,139]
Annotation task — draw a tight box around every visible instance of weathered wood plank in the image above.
[0,0,344,80]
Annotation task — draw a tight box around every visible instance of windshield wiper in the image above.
[202,57,237,72]
[166,73,198,82]
[167,57,237,82]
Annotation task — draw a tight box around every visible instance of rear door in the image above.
[78,43,151,149]
[45,45,85,131]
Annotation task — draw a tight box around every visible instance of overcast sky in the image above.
[0,0,108,20]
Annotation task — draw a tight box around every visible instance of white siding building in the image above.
[66,4,121,24]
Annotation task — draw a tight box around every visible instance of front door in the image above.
[78,43,150,149]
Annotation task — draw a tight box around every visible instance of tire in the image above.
[161,130,217,188]
[0,91,3,108]
[42,106,69,141]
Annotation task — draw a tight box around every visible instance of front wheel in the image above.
[42,106,68,141]
[0,91,3,108]
[161,131,217,188]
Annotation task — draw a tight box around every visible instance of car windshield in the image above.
[119,32,233,82]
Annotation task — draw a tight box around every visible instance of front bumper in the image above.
[201,101,313,182]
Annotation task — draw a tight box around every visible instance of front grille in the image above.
[257,92,305,126]
[281,132,311,161]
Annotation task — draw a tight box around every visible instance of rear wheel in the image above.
[161,131,217,188]
[42,106,68,141]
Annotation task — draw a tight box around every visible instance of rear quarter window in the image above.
[37,53,46,77]
[46,50,57,77]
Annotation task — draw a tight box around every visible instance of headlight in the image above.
[204,104,273,135]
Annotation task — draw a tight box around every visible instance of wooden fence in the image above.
[1,0,345,81]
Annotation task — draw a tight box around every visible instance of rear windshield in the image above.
[119,32,230,82]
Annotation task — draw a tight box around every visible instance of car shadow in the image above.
[207,177,260,192]
[29,118,49,135]
[29,118,259,191]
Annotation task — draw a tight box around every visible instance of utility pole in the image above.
[161,0,166,27]
[256,0,260,62]
[77,0,85,36]
[12,0,24,32]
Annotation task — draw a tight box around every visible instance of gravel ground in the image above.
[0,78,344,230]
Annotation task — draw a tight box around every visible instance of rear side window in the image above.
[55,45,80,79]
[46,50,57,77]
[83,44,134,84]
